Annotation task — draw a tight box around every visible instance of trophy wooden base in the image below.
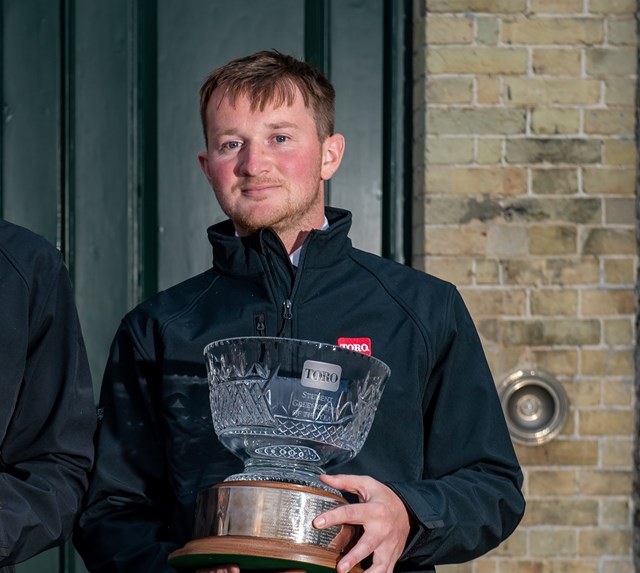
[168,535,362,573]
[168,480,362,573]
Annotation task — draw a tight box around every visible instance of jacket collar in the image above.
[207,207,353,276]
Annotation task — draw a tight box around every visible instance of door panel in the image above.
[1,2,409,571]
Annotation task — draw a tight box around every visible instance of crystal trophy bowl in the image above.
[168,336,390,573]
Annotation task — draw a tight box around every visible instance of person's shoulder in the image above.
[349,247,455,295]
[123,267,218,330]
[0,219,63,284]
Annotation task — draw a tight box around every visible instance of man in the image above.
[0,219,95,571]
[75,51,525,573]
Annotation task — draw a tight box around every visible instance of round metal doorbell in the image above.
[498,369,569,446]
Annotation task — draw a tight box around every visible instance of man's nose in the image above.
[237,142,270,176]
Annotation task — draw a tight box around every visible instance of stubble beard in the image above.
[221,163,324,238]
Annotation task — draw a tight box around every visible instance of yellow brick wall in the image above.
[412,0,638,571]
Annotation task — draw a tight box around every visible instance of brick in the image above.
[530,226,577,255]
[504,78,601,105]
[531,289,578,315]
[476,260,500,284]
[582,168,636,195]
[580,410,633,435]
[584,109,635,135]
[529,469,577,495]
[532,349,579,376]
[532,48,582,75]
[602,560,634,573]
[565,379,600,408]
[426,166,527,196]
[532,169,579,195]
[545,258,602,285]
[502,17,604,45]
[583,229,636,255]
[605,79,636,105]
[427,0,527,13]
[587,48,637,76]
[530,529,577,556]
[427,108,526,134]
[502,319,600,345]
[502,257,600,286]
[477,318,499,342]
[427,47,528,74]
[604,379,633,406]
[459,288,526,316]
[578,529,632,556]
[604,318,633,344]
[582,348,633,376]
[608,18,637,45]
[522,499,598,526]
[424,197,495,225]
[578,470,633,495]
[476,76,501,104]
[425,197,490,225]
[436,565,472,573]
[531,109,580,135]
[589,0,636,14]
[582,289,635,315]
[424,227,488,256]
[537,562,599,573]
[425,137,474,164]
[506,139,601,164]
[477,139,503,164]
[425,257,473,284]
[487,226,529,256]
[602,499,632,527]
[475,561,498,573]
[491,562,543,573]
[603,140,636,166]
[515,440,599,465]
[426,77,474,104]
[530,0,585,13]
[461,197,599,225]
[605,198,636,225]
[476,17,499,45]
[602,438,633,467]
[426,16,474,44]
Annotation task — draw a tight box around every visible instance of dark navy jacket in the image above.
[75,208,524,572]
[0,220,95,572]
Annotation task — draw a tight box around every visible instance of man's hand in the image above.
[313,474,412,573]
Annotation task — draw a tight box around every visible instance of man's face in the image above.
[198,87,344,241]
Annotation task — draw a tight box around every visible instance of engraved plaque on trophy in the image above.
[168,336,390,573]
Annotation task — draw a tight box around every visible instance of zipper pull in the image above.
[282,299,293,320]
[254,313,266,336]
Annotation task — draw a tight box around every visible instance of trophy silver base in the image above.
[168,481,362,573]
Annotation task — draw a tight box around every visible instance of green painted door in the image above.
[1,1,410,571]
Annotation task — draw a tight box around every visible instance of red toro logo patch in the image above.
[337,337,372,356]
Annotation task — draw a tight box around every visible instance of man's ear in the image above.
[320,133,345,181]
[198,151,213,183]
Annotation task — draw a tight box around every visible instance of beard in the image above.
[217,161,325,237]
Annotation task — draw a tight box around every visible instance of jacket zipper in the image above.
[278,299,293,337]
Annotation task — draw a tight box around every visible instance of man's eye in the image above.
[274,135,289,143]
[222,141,241,150]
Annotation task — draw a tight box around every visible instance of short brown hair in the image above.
[199,50,336,146]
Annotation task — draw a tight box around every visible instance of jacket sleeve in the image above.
[388,288,525,567]
[0,254,96,566]
[74,320,179,573]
